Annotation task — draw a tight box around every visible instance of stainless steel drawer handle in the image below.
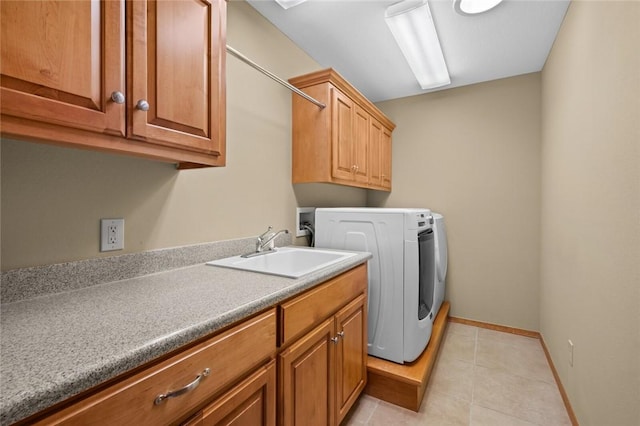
[154,368,211,405]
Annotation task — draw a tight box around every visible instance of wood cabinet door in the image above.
[331,88,355,182]
[0,0,125,136]
[200,361,276,426]
[128,0,225,156]
[279,318,335,426]
[353,105,370,184]
[381,127,392,190]
[334,294,367,424]
[368,118,383,187]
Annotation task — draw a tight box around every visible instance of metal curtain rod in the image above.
[226,45,326,109]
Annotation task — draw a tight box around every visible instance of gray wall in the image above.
[540,1,640,425]
[372,74,542,331]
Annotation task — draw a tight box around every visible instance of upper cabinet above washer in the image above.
[289,69,394,191]
[0,0,226,168]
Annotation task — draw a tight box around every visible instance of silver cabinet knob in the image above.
[136,99,150,111]
[110,91,125,104]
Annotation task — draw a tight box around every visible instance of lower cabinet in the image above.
[279,317,336,426]
[28,265,367,426]
[31,310,277,426]
[335,295,367,423]
[278,265,368,426]
[182,360,276,426]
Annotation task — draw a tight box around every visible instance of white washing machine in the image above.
[315,208,436,364]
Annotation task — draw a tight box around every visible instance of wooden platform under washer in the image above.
[364,301,450,411]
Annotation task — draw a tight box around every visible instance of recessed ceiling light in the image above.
[453,0,504,15]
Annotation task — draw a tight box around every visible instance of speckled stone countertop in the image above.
[0,246,370,425]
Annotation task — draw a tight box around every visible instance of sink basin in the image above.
[206,246,358,278]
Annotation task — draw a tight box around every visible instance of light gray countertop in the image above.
[0,249,370,425]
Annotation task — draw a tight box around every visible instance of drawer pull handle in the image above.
[154,368,211,405]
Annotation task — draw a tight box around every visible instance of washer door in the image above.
[418,229,435,321]
[434,216,448,282]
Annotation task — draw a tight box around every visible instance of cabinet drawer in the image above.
[279,264,367,346]
[37,309,276,426]
[200,359,276,425]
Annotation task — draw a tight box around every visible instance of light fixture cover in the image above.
[453,0,503,15]
[274,0,307,10]
[385,0,451,90]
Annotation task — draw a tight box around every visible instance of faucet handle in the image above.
[258,226,273,240]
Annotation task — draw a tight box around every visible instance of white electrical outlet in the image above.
[101,218,124,252]
[568,339,574,367]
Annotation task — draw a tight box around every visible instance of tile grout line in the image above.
[469,326,479,424]
[363,398,379,425]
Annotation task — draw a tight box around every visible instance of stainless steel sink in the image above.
[207,246,358,278]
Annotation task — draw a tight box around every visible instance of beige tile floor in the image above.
[344,322,572,426]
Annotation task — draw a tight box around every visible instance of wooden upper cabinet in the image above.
[381,126,392,189]
[0,0,226,168]
[368,118,392,190]
[128,0,225,157]
[331,89,355,182]
[289,68,394,192]
[368,118,383,187]
[353,105,370,184]
[0,0,125,136]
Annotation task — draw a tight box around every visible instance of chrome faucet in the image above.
[242,226,290,258]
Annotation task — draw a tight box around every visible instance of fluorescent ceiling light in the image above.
[453,0,504,15]
[385,0,450,90]
[274,0,307,10]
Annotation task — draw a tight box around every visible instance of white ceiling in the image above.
[246,0,571,102]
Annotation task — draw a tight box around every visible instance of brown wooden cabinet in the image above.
[278,265,368,426]
[182,360,276,426]
[381,127,392,189]
[22,265,368,426]
[0,0,225,168]
[289,69,394,191]
[368,118,383,188]
[31,309,276,426]
[279,317,336,426]
[0,0,126,136]
[334,295,367,423]
[368,118,392,190]
[127,0,225,158]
